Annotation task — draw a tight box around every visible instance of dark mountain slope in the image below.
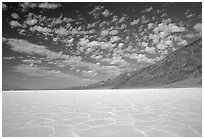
[113,38,202,88]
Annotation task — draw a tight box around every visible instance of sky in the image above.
[2,2,202,89]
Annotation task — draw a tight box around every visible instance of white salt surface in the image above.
[2,88,202,137]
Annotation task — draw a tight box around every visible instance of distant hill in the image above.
[70,38,202,89]
[2,84,28,91]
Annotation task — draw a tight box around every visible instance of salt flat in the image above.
[2,88,202,137]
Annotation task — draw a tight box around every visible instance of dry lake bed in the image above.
[2,88,202,137]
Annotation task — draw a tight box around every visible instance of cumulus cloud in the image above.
[11,13,20,19]
[110,36,121,42]
[118,43,124,49]
[102,9,111,17]
[38,2,61,9]
[109,30,119,35]
[30,25,52,34]
[112,16,118,22]
[193,23,202,37]
[78,38,116,51]
[145,47,156,54]
[141,15,150,24]
[125,53,155,63]
[153,22,187,38]
[130,19,140,25]
[148,23,154,29]
[161,13,167,18]
[22,59,42,66]
[156,43,168,50]
[141,42,148,47]
[120,24,127,29]
[186,13,196,19]
[176,40,188,46]
[25,19,38,26]
[141,6,153,13]
[101,30,109,37]
[184,33,196,39]
[100,41,116,50]
[118,17,125,23]
[55,27,69,36]
[2,3,7,11]
[19,2,37,11]
[82,70,98,77]
[19,2,61,12]
[9,21,22,28]
[89,6,104,18]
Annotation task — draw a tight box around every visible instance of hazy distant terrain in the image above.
[2,88,201,137]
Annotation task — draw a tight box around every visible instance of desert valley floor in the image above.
[2,88,202,137]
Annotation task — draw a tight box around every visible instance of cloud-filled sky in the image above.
[2,2,202,89]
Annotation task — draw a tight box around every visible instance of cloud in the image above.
[9,21,22,28]
[11,13,20,19]
[161,13,167,18]
[89,6,104,18]
[3,56,16,60]
[38,2,61,9]
[101,30,109,37]
[55,27,69,36]
[112,16,118,22]
[91,55,103,60]
[148,23,154,29]
[118,17,125,23]
[19,2,37,12]
[78,38,116,51]
[22,59,42,66]
[2,37,7,43]
[18,2,61,12]
[130,19,140,25]
[63,38,74,46]
[176,40,188,46]
[2,3,7,11]
[95,65,128,77]
[193,23,202,37]
[5,38,52,56]
[125,53,155,63]
[3,37,76,62]
[141,6,153,13]
[82,70,98,77]
[184,33,196,39]
[156,43,168,50]
[102,56,130,67]
[3,38,106,76]
[25,19,38,26]
[140,15,150,24]
[110,36,121,42]
[120,24,127,29]
[185,9,190,15]
[30,25,52,34]
[100,42,116,50]
[12,64,76,79]
[102,9,111,17]
[145,47,156,54]
[186,13,196,19]
[109,30,119,35]
[153,22,187,38]
[118,43,124,49]
[141,42,148,47]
